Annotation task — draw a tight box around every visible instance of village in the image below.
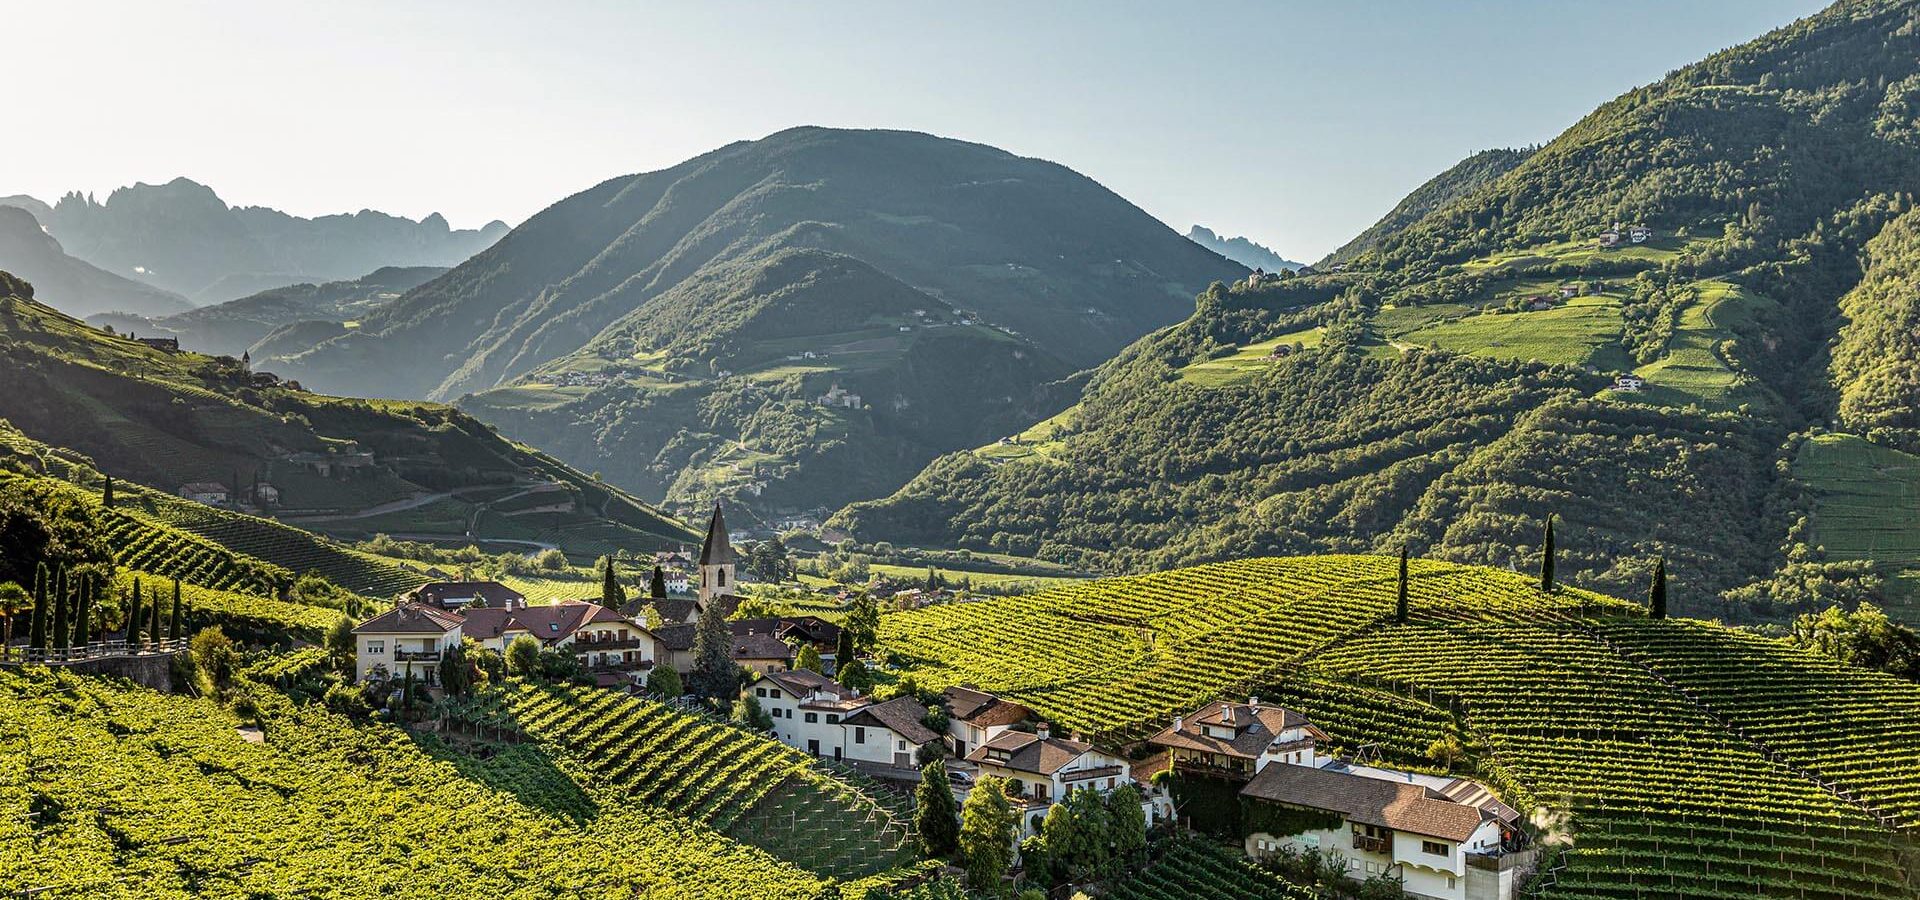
[346,504,1537,900]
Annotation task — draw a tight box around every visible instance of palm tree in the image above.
[0,582,28,659]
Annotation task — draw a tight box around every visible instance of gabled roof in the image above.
[354,602,463,635]
[625,597,700,626]
[760,669,842,698]
[965,730,1099,776]
[654,623,696,652]
[732,632,794,661]
[732,616,841,647]
[842,695,939,745]
[943,686,1031,728]
[1147,700,1314,759]
[699,503,733,566]
[458,606,516,641]
[452,600,629,644]
[408,581,526,609]
[1240,763,1485,843]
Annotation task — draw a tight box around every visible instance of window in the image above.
[717,569,726,587]
[855,727,866,744]
[827,714,840,724]
[756,687,767,697]
[897,740,907,751]
[1447,877,1457,890]
[367,641,385,654]
[805,712,818,724]
[1422,840,1450,857]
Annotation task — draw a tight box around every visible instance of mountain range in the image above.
[258,127,1244,517]
[1186,225,1301,272]
[0,178,508,304]
[0,205,192,318]
[87,265,447,359]
[835,0,1920,625]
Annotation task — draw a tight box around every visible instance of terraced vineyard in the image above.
[879,556,1627,738]
[127,487,427,597]
[1106,836,1313,900]
[112,570,346,643]
[883,555,1920,898]
[1596,619,1920,831]
[0,667,840,900]
[496,683,917,880]
[1314,622,1916,899]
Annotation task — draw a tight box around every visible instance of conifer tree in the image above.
[151,585,165,646]
[169,579,183,642]
[1539,515,1557,592]
[71,575,92,648]
[102,476,114,508]
[959,775,1017,892]
[600,556,626,608]
[835,627,856,670]
[51,567,69,651]
[915,756,961,857]
[1396,546,1410,624]
[649,565,667,599]
[1649,557,1668,620]
[28,563,48,650]
[127,578,144,647]
[688,598,738,702]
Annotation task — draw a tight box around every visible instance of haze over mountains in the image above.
[838,0,1920,623]
[0,177,508,306]
[262,126,1244,515]
[0,205,192,319]
[1185,225,1302,272]
[89,266,448,359]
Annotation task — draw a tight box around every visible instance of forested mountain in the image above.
[0,269,691,548]
[1186,225,1301,271]
[87,265,446,359]
[0,205,191,318]
[263,127,1244,516]
[1,178,507,303]
[1319,147,1535,265]
[838,0,1920,624]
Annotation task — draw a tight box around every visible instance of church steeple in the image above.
[697,502,735,607]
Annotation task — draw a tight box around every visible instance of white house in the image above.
[1145,697,1328,780]
[351,603,464,684]
[459,599,658,686]
[941,685,1032,758]
[1628,225,1652,243]
[1240,761,1532,900]
[964,724,1155,838]
[1612,374,1646,393]
[178,482,230,506]
[748,671,941,773]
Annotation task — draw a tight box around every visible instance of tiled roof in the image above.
[1241,764,1485,843]
[451,600,630,644]
[458,607,515,640]
[354,603,463,635]
[732,633,794,661]
[760,669,840,698]
[965,730,1098,777]
[408,581,525,608]
[654,623,696,651]
[943,686,1031,728]
[843,696,939,745]
[1147,699,1312,759]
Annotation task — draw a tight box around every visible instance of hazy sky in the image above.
[10,0,1824,259]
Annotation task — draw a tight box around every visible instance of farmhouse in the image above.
[178,482,230,506]
[749,672,940,771]
[941,685,1031,758]
[1146,697,1328,780]
[1595,229,1622,248]
[351,602,464,684]
[1612,374,1646,393]
[964,724,1151,835]
[134,335,180,352]
[405,580,526,611]
[1629,225,1652,243]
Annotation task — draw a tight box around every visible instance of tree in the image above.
[835,626,856,671]
[688,599,738,702]
[101,476,114,508]
[648,665,684,698]
[732,692,773,731]
[0,581,27,653]
[1039,798,1083,885]
[1395,546,1410,624]
[837,657,873,693]
[51,566,69,651]
[439,643,474,697]
[915,757,961,857]
[959,775,1017,892]
[325,616,355,663]
[846,592,880,655]
[746,537,793,583]
[649,565,668,599]
[1107,783,1148,869]
[925,567,940,593]
[71,574,91,647]
[1649,557,1668,620]
[1539,514,1557,592]
[150,582,164,648]
[796,644,824,673]
[126,577,143,646]
[28,563,48,650]
[190,627,236,692]
[1427,734,1465,767]
[595,556,625,606]
[169,579,182,642]
[505,634,541,677]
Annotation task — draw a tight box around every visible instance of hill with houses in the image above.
[835,0,1920,627]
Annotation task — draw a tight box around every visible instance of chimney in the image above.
[1174,715,1184,732]
[1224,705,1235,725]
[1250,695,1260,710]
[1036,723,1050,741]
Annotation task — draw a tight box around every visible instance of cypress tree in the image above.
[1539,515,1557,592]
[1649,558,1668,620]
[102,476,114,508]
[916,756,962,857]
[127,578,144,647]
[649,565,667,599]
[51,567,69,651]
[601,556,626,608]
[169,580,183,642]
[1395,546,1410,625]
[72,576,91,648]
[28,562,48,650]
[835,626,856,671]
[689,598,739,702]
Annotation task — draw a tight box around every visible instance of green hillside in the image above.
[88,265,445,359]
[841,0,1920,622]
[878,555,1920,898]
[1320,146,1535,266]
[0,270,695,556]
[263,127,1243,516]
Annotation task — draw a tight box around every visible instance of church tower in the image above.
[697,502,735,608]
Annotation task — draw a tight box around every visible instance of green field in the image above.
[1177,329,1326,387]
[1627,279,1776,410]
[1400,294,1634,370]
[1794,433,1920,622]
[976,404,1081,462]
[867,562,1081,592]
[1457,234,1697,273]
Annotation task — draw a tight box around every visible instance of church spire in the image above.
[697,501,735,607]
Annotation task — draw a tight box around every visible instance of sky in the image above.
[8,0,1827,260]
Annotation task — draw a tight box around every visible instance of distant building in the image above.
[1596,229,1622,248]
[252,482,280,506]
[1628,225,1652,243]
[1612,374,1646,393]
[134,335,180,353]
[405,581,527,611]
[178,482,230,506]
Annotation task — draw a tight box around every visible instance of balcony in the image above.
[393,649,441,662]
[1352,834,1391,854]
[1467,848,1537,872]
[576,637,646,651]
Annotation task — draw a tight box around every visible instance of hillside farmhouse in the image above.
[352,598,658,688]
[749,669,941,774]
